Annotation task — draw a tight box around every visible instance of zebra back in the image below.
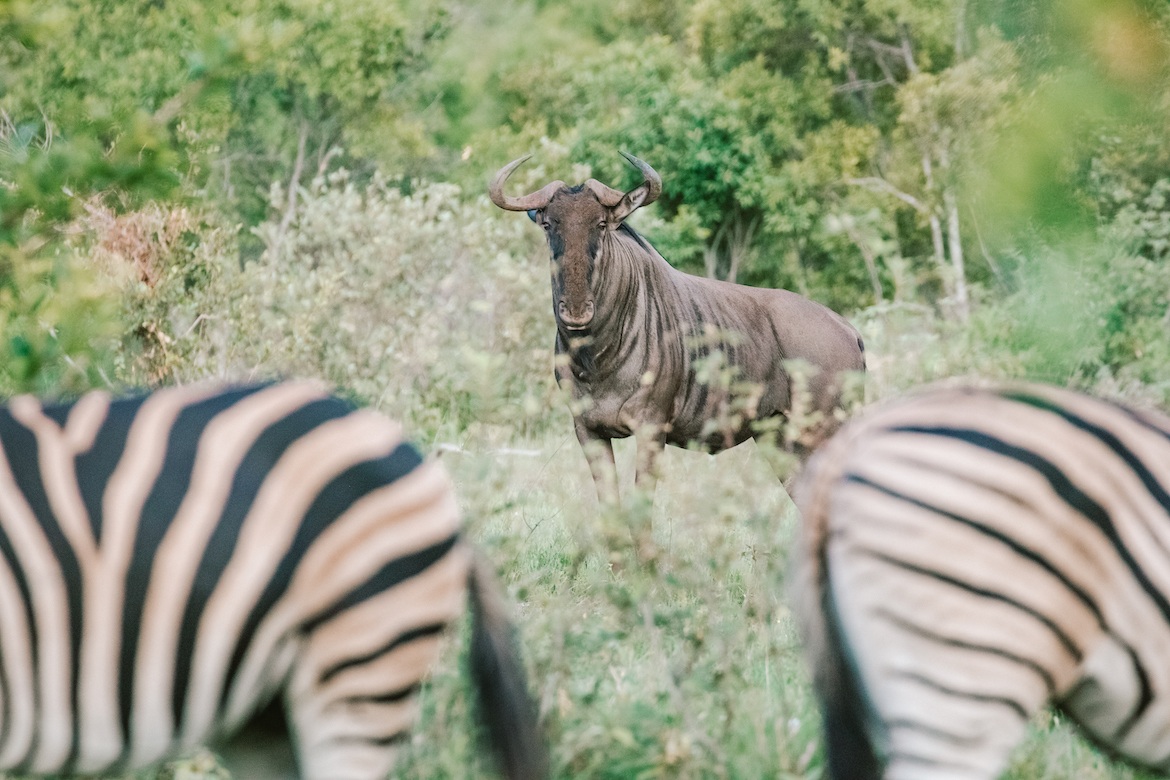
[791,382,1170,780]
[0,381,545,780]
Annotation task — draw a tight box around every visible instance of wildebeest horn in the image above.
[489,155,566,212]
[619,151,662,206]
[582,179,626,207]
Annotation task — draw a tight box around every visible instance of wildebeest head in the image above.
[490,153,661,332]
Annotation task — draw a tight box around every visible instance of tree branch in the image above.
[846,177,929,213]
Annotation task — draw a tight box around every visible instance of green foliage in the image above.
[0,5,186,394]
[2,0,450,236]
[0,251,122,397]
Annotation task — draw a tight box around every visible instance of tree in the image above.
[2,0,451,251]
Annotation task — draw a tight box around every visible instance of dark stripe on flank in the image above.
[74,394,140,542]
[887,425,1170,622]
[320,621,447,685]
[885,718,985,747]
[855,545,1083,662]
[338,682,422,707]
[845,472,1107,634]
[300,535,460,637]
[116,385,276,749]
[325,731,411,748]
[0,408,83,770]
[1000,391,1170,537]
[891,669,1031,720]
[885,424,1163,723]
[873,607,1058,694]
[169,396,357,731]
[219,444,425,710]
[1111,644,1154,743]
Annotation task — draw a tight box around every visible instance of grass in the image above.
[391,417,1163,779]
[397,426,817,780]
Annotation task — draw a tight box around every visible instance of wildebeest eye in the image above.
[598,219,607,229]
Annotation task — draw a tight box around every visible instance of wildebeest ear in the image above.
[527,209,540,223]
[610,183,651,224]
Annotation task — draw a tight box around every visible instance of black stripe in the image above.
[886,424,1162,723]
[319,621,446,685]
[879,452,1156,746]
[888,425,1170,621]
[0,513,33,764]
[116,385,277,753]
[1000,391,1170,548]
[325,731,411,748]
[1110,644,1154,743]
[73,394,140,543]
[168,396,358,731]
[845,472,1107,633]
[873,607,1057,694]
[856,545,1083,662]
[0,408,82,770]
[338,681,422,707]
[301,535,460,635]
[219,444,425,709]
[890,669,1031,720]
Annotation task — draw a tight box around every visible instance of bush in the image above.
[90,172,559,438]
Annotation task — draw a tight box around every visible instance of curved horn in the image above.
[582,178,626,208]
[619,151,662,206]
[489,155,565,211]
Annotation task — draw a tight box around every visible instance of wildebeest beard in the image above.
[563,329,597,381]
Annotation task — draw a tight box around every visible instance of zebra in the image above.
[0,380,547,780]
[790,381,1170,780]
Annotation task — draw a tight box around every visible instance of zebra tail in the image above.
[791,435,884,780]
[467,555,550,780]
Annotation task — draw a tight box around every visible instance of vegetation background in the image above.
[1,0,1169,777]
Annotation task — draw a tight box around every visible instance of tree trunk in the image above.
[944,185,968,321]
[845,225,885,305]
[725,214,759,285]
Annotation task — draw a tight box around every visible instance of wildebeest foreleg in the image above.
[634,425,666,495]
[575,422,618,506]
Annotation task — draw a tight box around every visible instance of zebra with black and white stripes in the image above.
[790,381,1170,780]
[0,380,547,779]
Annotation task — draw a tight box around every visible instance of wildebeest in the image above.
[489,153,865,505]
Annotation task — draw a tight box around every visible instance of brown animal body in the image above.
[490,154,865,503]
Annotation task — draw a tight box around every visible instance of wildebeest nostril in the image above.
[558,300,594,329]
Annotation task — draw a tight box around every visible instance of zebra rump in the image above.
[0,381,546,780]
[791,381,1170,780]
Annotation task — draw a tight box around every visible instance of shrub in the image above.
[91,173,559,438]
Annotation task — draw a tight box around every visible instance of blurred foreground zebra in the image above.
[0,381,547,780]
[791,382,1170,780]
